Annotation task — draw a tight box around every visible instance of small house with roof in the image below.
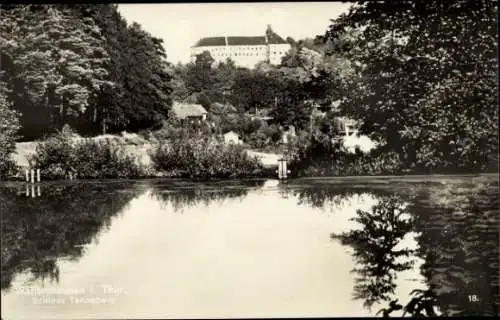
[223,131,242,145]
[172,101,208,124]
[190,25,291,68]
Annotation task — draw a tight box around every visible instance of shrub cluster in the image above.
[151,135,264,179]
[289,137,405,177]
[30,127,146,180]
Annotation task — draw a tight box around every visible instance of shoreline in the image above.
[1,172,497,185]
[7,140,497,184]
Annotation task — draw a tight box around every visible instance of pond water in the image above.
[1,175,498,319]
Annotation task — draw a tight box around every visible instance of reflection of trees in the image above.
[410,182,499,316]
[330,196,415,312]
[0,182,143,291]
[290,183,401,209]
[294,187,354,208]
[311,179,498,317]
[149,180,265,212]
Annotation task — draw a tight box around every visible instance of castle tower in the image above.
[265,24,272,62]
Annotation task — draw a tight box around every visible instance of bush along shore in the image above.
[151,136,264,180]
[288,136,499,178]
[3,126,496,182]
[28,127,149,180]
[3,126,271,181]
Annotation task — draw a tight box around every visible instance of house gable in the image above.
[172,102,207,120]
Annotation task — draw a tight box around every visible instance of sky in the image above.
[118,2,352,65]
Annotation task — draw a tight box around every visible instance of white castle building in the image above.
[190,25,291,68]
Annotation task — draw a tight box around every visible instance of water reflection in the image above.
[330,197,415,312]
[292,178,499,316]
[25,184,41,198]
[0,176,498,318]
[410,182,499,316]
[149,179,266,212]
[0,182,144,291]
[293,187,391,210]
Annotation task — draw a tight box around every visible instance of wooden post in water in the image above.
[276,132,291,180]
[277,158,291,180]
[24,168,41,197]
[278,158,286,180]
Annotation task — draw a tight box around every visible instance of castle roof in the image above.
[195,37,226,46]
[229,36,267,46]
[194,34,287,47]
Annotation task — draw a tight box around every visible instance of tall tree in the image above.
[0,5,112,137]
[213,58,237,103]
[230,68,282,113]
[271,48,339,131]
[2,4,174,137]
[67,4,131,133]
[184,51,217,94]
[68,6,174,132]
[120,22,173,130]
[325,0,498,172]
[0,74,20,178]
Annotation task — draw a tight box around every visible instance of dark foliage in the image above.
[0,4,173,139]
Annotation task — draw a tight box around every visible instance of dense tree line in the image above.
[323,0,498,172]
[171,43,340,133]
[1,2,496,176]
[0,4,173,140]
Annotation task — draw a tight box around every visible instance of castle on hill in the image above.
[190,25,291,68]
